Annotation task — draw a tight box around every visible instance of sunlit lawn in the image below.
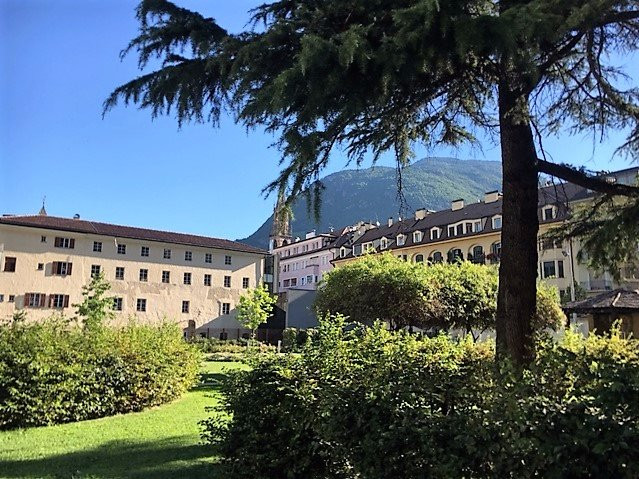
[0,361,245,479]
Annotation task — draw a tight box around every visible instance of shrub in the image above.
[204,316,639,478]
[0,317,200,429]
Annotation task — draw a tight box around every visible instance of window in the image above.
[353,244,362,256]
[41,236,46,243]
[430,228,441,241]
[204,274,212,286]
[492,216,502,229]
[37,263,44,271]
[290,278,297,286]
[136,298,147,312]
[184,272,192,285]
[139,269,148,282]
[542,261,556,278]
[4,257,16,272]
[117,244,126,254]
[283,279,291,287]
[162,271,170,283]
[415,254,424,263]
[115,266,125,280]
[473,221,483,233]
[91,265,101,277]
[54,237,75,249]
[543,206,556,221]
[449,249,463,262]
[380,238,388,249]
[397,235,406,246]
[225,255,232,265]
[222,302,230,315]
[50,294,69,308]
[141,246,149,257]
[431,251,443,263]
[471,245,485,264]
[413,231,422,243]
[185,251,192,261]
[113,297,123,311]
[163,248,171,259]
[52,261,72,276]
[456,224,464,236]
[306,275,313,284]
[340,248,346,258]
[242,277,249,289]
[9,295,15,303]
[0,295,3,302]
[205,253,212,264]
[93,241,102,252]
[448,226,455,237]
[557,260,565,279]
[301,276,306,285]
[25,293,45,307]
[224,275,231,288]
[182,301,190,313]
[398,254,408,261]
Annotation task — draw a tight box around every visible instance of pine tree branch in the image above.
[537,159,639,197]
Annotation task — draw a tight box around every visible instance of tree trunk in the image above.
[496,81,539,365]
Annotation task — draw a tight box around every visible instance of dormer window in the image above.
[340,247,347,258]
[413,231,422,243]
[430,228,441,241]
[397,234,406,246]
[473,220,483,233]
[448,226,455,237]
[543,206,557,221]
[492,216,502,229]
[353,244,363,256]
[380,238,389,249]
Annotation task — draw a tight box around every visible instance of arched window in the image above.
[431,251,443,263]
[414,254,424,263]
[470,245,484,264]
[448,248,463,263]
[488,242,501,264]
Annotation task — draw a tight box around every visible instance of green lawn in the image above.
[0,361,244,479]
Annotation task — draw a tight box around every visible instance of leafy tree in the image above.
[74,272,115,330]
[236,284,276,340]
[106,0,639,363]
[315,253,436,331]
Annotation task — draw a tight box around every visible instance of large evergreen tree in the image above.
[106,0,639,364]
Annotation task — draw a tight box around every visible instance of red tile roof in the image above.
[0,215,267,255]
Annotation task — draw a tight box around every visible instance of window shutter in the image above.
[52,262,58,275]
[64,295,69,308]
[39,294,46,307]
[69,238,75,249]
[24,293,30,307]
[54,237,60,247]
[49,295,54,307]
[67,263,72,275]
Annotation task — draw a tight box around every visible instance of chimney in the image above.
[484,191,501,203]
[414,208,427,220]
[451,199,464,211]
[387,217,393,227]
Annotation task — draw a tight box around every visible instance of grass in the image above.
[0,360,245,479]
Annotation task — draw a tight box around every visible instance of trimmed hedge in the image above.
[204,316,639,478]
[0,317,200,429]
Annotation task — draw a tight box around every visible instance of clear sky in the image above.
[1,0,637,241]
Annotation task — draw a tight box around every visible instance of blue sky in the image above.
[1,0,637,241]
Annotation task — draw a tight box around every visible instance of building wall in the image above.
[0,223,265,335]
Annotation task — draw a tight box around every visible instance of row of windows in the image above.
[41,235,233,265]
[22,293,70,308]
[280,255,329,272]
[130,298,230,315]
[281,275,318,288]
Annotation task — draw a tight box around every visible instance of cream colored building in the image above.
[0,213,268,339]
[333,168,639,302]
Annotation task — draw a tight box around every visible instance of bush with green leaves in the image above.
[0,317,200,429]
[315,253,565,336]
[204,316,639,478]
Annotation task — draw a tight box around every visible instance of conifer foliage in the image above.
[106,0,639,363]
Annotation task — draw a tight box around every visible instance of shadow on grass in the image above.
[198,372,228,386]
[0,436,227,479]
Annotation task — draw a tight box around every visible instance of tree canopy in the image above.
[107,0,639,363]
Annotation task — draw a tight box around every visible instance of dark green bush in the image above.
[204,316,639,478]
[0,317,200,429]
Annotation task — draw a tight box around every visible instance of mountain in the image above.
[239,157,502,248]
